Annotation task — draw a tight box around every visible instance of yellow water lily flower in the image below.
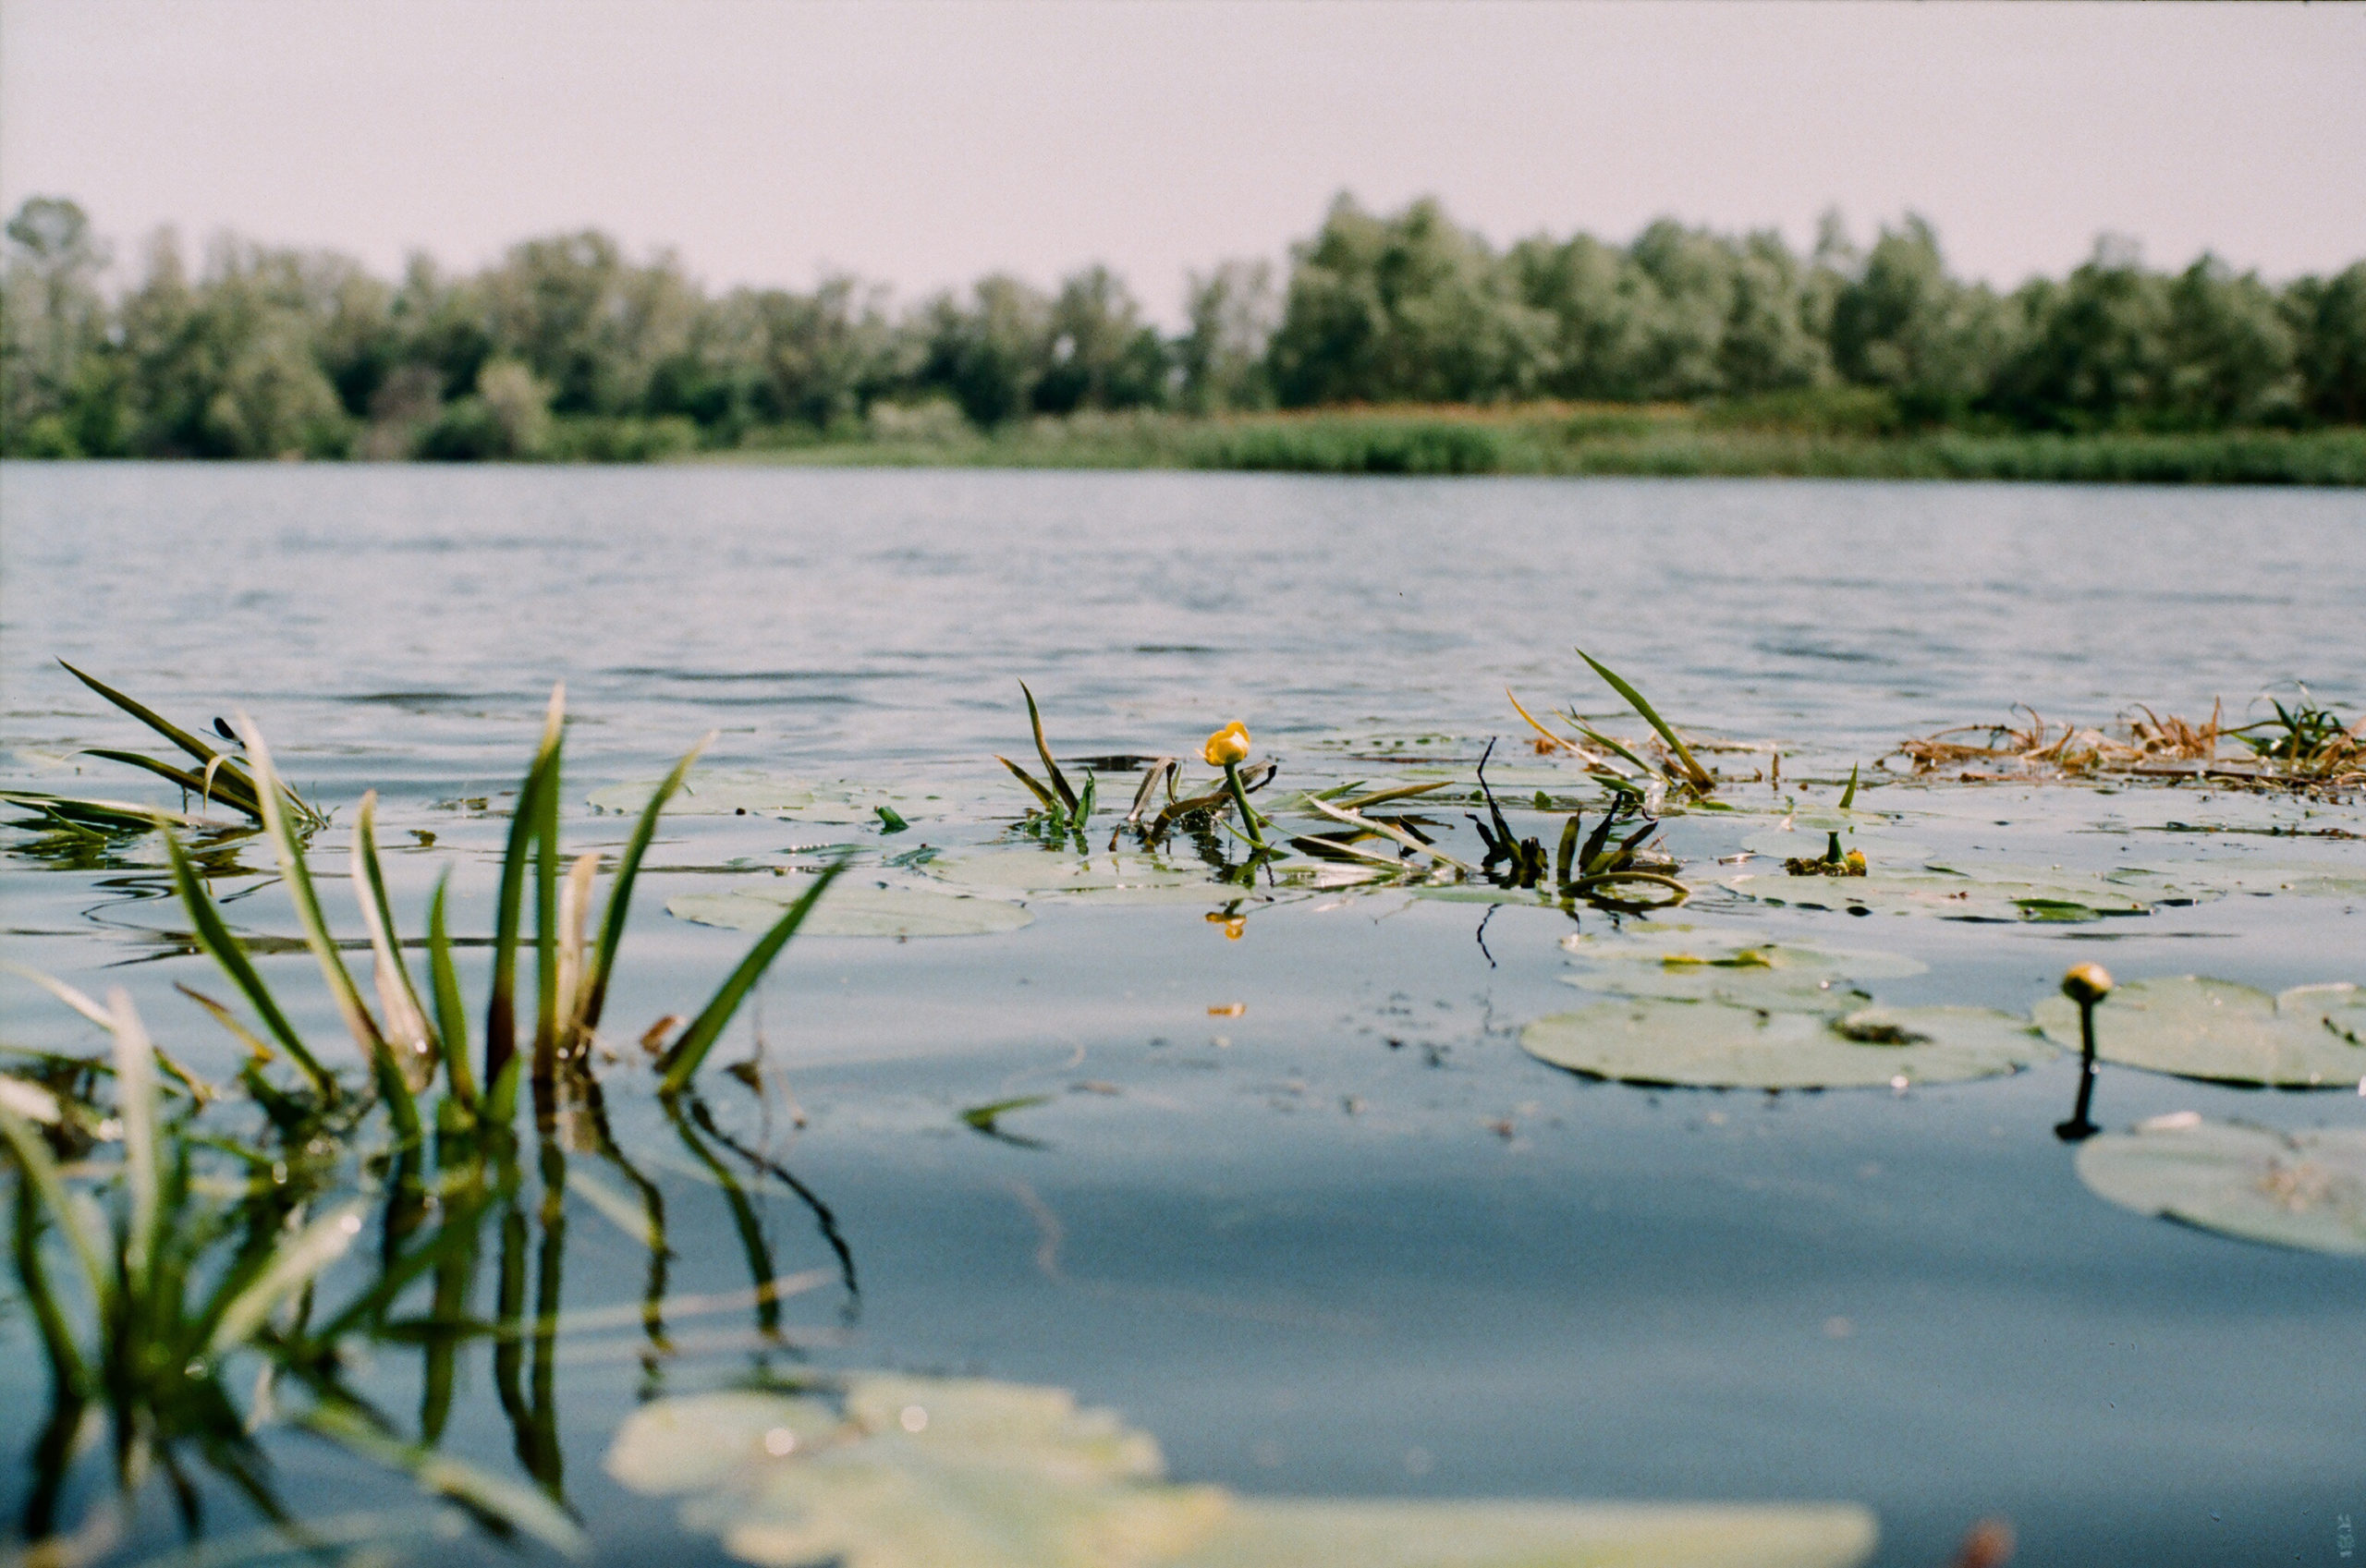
[1202,722,1251,768]
[2061,962,2115,1005]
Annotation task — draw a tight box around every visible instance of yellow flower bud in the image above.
[2061,962,2115,1006]
[1202,722,1251,768]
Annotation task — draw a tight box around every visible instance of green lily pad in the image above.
[1522,997,2055,1089]
[1560,927,1928,979]
[1174,1500,1876,1568]
[1562,966,1874,1011]
[608,1375,1877,1568]
[924,850,1233,906]
[1727,867,2163,922]
[609,1378,1220,1568]
[591,772,815,816]
[669,882,1032,939]
[2033,976,2366,1088]
[2133,862,2366,901]
[2076,1115,2366,1256]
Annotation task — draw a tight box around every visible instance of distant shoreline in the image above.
[10,407,2362,486]
[689,407,2366,486]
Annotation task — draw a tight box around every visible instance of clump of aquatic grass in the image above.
[1783,832,1868,878]
[2228,686,2364,779]
[156,687,840,1114]
[2,686,852,1559]
[0,987,586,1557]
[1508,650,1718,802]
[995,681,1097,836]
[1895,687,2362,788]
[55,662,329,830]
[1114,742,1284,856]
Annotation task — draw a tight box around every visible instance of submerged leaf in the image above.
[2077,1116,2366,1256]
[2032,975,2366,1088]
[670,883,1033,939]
[1522,998,2055,1089]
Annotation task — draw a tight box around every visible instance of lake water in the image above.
[2,463,2362,1568]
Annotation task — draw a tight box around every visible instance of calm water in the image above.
[2,463,2362,1568]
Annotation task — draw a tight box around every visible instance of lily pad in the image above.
[2076,1115,2366,1256]
[1562,966,1874,1012]
[2033,975,2366,1088]
[609,1378,1219,1568]
[669,882,1032,939]
[591,772,815,816]
[1522,997,2055,1089]
[1174,1501,1876,1568]
[1728,866,2164,922]
[608,1375,1877,1568]
[1560,927,1928,980]
[924,850,1233,906]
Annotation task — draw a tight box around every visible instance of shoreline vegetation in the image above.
[704,403,2366,485]
[6,191,2364,483]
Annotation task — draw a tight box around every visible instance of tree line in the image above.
[5,192,2362,460]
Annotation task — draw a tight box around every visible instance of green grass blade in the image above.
[241,716,420,1140]
[79,749,263,817]
[487,687,565,1101]
[531,721,563,1078]
[239,715,383,1059]
[105,989,160,1292]
[658,857,847,1097]
[1838,763,1860,810]
[162,828,335,1096]
[426,874,475,1107]
[1575,723,1658,780]
[1576,649,1713,788]
[581,734,712,1036]
[1018,680,1079,813]
[59,660,237,775]
[353,791,437,1068]
[995,755,1060,813]
[0,1104,112,1320]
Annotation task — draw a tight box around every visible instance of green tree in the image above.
[919,274,1052,427]
[2288,262,2366,425]
[2160,256,2298,429]
[1268,195,1547,406]
[1034,265,1167,415]
[1992,237,2171,432]
[1177,260,1276,413]
[1829,216,2011,421]
[2,196,116,455]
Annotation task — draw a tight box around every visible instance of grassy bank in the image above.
[701,405,2366,485]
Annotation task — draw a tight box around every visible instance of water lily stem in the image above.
[2055,997,2102,1143]
[1222,761,1266,848]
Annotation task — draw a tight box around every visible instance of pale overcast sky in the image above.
[4,0,2360,321]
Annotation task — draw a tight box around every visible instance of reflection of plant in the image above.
[3,690,851,1558]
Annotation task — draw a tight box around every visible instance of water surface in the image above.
[3,464,2361,1568]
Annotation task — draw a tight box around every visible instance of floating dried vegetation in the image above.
[1893,687,2363,792]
